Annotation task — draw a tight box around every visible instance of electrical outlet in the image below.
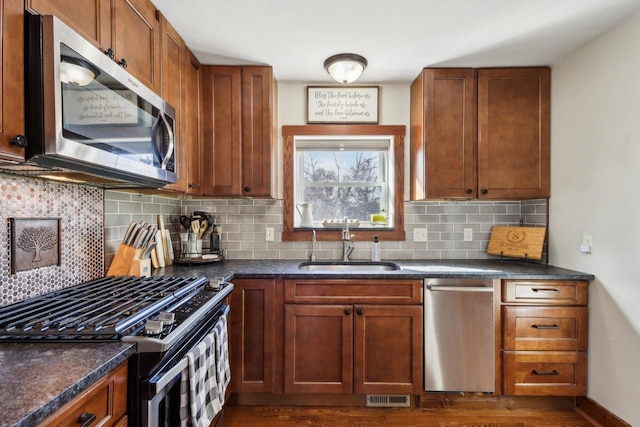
[413,228,428,242]
[265,227,275,242]
[464,228,473,242]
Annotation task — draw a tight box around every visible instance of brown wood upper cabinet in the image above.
[0,0,26,162]
[26,0,161,93]
[201,66,277,197]
[158,14,188,193]
[410,67,550,200]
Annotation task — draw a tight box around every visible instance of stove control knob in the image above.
[144,320,164,335]
[208,278,223,291]
[158,311,176,325]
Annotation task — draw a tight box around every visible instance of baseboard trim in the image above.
[576,397,630,427]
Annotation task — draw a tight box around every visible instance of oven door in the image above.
[134,304,229,427]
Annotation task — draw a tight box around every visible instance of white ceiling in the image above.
[151,0,640,84]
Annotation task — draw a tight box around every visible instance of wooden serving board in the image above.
[487,226,546,260]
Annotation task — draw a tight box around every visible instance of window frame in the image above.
[282,125,405,242]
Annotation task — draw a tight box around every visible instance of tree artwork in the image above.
[17,226,57,262]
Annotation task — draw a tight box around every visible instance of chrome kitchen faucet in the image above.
[342,216,355,261]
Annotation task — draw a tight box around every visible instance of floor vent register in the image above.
[366,394,411,407]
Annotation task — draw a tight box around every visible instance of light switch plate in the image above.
[464,228,473,241]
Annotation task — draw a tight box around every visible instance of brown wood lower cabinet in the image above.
[39,362,127,426]
[501,280,588,396]
[283,279,423,395]
[230,278,283,393]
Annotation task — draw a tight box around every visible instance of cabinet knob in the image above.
[466,188,473,195]
[356,308,364,315]
[104,48,115,59]
[344,309,351,315]
[244,186,251,193]
[78,411,97,427]
[118,58,128,69]
[188,183,196,189]
[481,189,489,195]
[10,135,27,147]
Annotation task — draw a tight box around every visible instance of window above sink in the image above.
[282,125,406,242]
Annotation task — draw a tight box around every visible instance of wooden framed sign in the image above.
[307,86,379,124]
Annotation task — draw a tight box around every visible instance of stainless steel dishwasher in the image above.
[424,278,497,392]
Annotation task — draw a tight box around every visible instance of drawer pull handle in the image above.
[531,288,560,293]
[79,411,97,427]
[532,369,559,376]
[532,324,559,329]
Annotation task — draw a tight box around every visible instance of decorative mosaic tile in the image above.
[0,174,104,307]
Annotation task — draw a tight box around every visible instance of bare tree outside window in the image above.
[300,150,384,222]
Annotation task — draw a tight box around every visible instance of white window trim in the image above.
[292,135,396,228]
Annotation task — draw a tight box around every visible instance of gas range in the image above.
[0,274,234,426]
[0,275,233,352]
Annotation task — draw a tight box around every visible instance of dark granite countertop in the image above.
[156,258,594,281]
[0,259,591,427]
[0,342,135,427]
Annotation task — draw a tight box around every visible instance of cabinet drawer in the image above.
[503,351,586,396]
[284,279,422,304]
[502,280,588,305]
[39,362,127,426]
[503,306,587,351]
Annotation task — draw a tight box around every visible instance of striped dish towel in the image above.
[179,309,229,427]
[213,313,230,402]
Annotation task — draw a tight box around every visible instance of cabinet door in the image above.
[0,0,25,162]
[158,14,186,192]
[284,304,353,394]
[410,68,477,199]
[26,0,111,50]
[184,49,202,194]
[477,68,550,199]
[354,305,423,394]
[111,0,160,93]
[230,279,283,393]
[201,66,242,196]
[241,66,277,197]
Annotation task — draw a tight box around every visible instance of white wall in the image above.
[550,11,640,425]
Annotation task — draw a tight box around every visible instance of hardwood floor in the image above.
[223,405,595,427]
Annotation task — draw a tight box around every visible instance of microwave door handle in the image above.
[151,114,162,165]
[159,112,175,170]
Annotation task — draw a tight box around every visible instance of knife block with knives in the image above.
[107,221,158,276]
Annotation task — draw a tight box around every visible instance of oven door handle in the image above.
[152,356,188,393]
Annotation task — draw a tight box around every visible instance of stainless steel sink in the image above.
[298,261,401,271]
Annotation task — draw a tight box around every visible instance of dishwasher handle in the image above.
[426,285,494,293]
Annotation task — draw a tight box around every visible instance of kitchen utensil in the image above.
[154,230,166,268]
[157,215,169,266]
[198,219,208,239]
[296,203,313,227]
[164,229,174,264]
[191,219,200,235]
[179,215,191,232]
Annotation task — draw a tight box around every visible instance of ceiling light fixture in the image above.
[323,53,368,84]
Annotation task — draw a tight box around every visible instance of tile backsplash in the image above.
[0,175,103,307]
[0,176,547,307]
[104,192,548,263]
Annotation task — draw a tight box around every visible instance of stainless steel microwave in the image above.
[23,14,177,188]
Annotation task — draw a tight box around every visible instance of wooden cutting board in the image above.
[487,226,546,260]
